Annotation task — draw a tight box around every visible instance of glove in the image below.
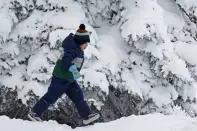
[69,65,81,80]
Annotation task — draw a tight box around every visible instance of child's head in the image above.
[74,24,90,50]
[80,42,88,50]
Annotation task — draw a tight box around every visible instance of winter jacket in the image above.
[52,33,84,83]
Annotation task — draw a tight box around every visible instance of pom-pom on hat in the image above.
[74,24,90,45]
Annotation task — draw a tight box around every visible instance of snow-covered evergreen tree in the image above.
[0,0,197,127]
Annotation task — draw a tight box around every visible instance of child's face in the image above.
[80,43,88,50]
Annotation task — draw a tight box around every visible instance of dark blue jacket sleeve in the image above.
[62,49,76,69]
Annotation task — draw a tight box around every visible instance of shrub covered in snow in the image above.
[0,0,197,127]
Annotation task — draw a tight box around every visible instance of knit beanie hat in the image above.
[74,24,90,46]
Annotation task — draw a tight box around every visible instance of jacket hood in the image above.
[62,33,79,50]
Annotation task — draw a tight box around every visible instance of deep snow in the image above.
[1,113,197,131]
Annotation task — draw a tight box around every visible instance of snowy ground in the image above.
[1,113,197,131]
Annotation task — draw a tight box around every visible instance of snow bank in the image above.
[1,113,197,131]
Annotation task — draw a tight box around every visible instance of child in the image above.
[28,24,100,125]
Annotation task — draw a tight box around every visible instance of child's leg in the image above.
[65,81,91,118]
[33,77,69,116]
